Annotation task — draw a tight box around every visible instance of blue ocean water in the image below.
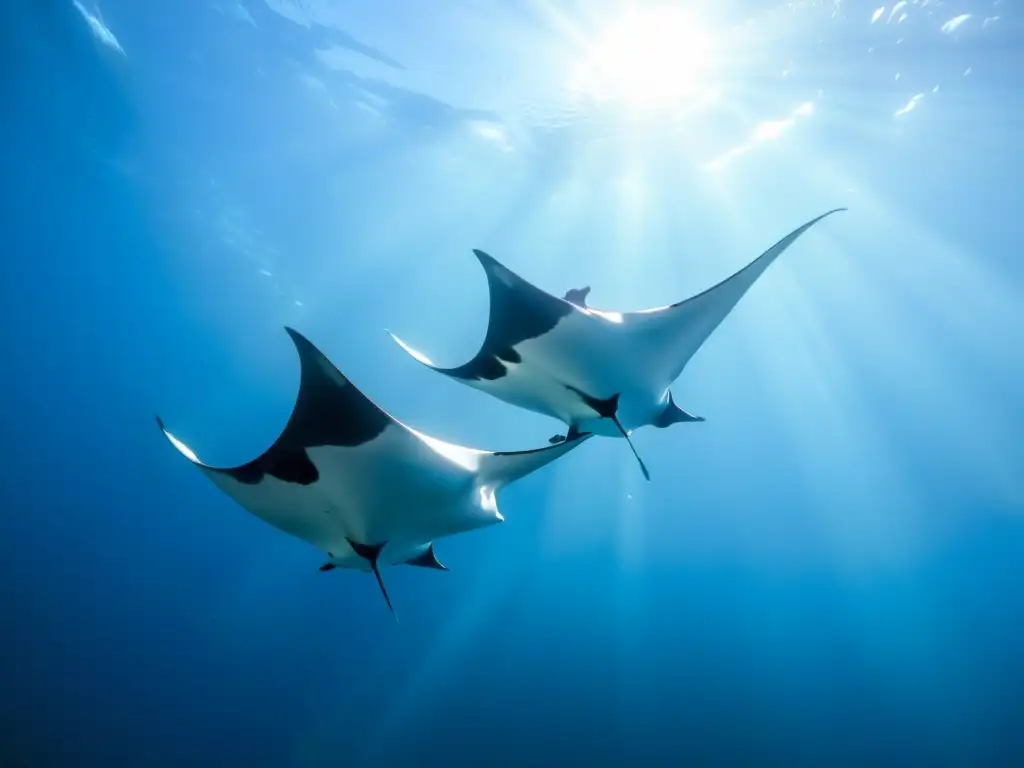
[2,0,1022,764]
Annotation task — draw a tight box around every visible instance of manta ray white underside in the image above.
[157,327,590,620]
[389,209,847,480]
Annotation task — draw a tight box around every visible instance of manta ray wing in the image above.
[387,209,844,482]
[157,327,474,553]
[388,251,624,423]
[476,429,592,488]
[158,326,590,618]
[392,210,844,409]
[613,208,847,388]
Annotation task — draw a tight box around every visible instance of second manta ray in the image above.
[389,208,846,480]
[157,327,590,621]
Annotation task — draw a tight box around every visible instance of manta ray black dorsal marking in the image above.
[565,386,650,481]
[387,249,575,383]
[158,329,392,489]
[347,538,396,621]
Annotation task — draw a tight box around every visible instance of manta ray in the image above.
[388,208,846,480]
[157,327,590,620]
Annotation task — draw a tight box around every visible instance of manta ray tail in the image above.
[610,413,650,482]
[653,391,705,428]
[567,388,651,481]
[346,538,398,622]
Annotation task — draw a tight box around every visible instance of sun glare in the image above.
[570,7,718,110]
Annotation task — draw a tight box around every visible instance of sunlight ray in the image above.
[357,462,588,761]
[609,168,649,303]
[563,3,724,116]
[763,277,927,556]
[295,135,530,318]
[538,438,625,555]
[768,152,1024,505]
[688,261,919,569]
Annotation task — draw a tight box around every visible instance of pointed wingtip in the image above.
[283,325,314,360]
[284,325,321,355]
[281,326,340,391]
[154,415,205,465]
[472,248,504,277]
[387,329,437,368]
